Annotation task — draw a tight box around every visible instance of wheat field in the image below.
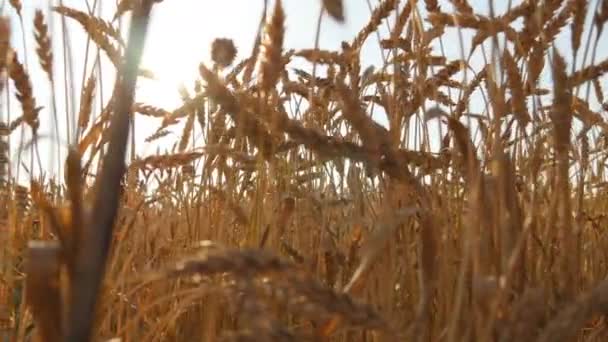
[2,0,608,341]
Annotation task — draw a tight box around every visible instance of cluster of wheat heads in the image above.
[2,0,608,341]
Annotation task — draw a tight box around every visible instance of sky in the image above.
[1,0,607,183]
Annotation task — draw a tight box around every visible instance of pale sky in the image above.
[1,0,607,182]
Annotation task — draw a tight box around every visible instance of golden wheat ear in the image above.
[30,181,72,254]
[28,149,87,267]
[34,10,53,81]
[0,17,9,95]
[322,0,345,22]
[9,50,41,133]
[258,0,285,93]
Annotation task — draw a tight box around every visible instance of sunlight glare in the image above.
[136,1,261,110]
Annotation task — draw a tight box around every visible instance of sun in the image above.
[137,47,203,110]
[133,1,262,110]
[129,0,265,153]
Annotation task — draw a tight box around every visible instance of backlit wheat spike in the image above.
[450,0,473,14]
[226,57,251,84]
[0,17,9,95]
[389,1,412,40]
[258,0,285,92]
[335,81,389,149]
[551,50,573,157]
[133,103,171,118]
[595,0,608,36]
[161,248,296,281]
[518,3,544,51]
[527,42,546,90]
[571,0,588,55]
[166,93,209,129]
[113,0,162,21]
[198,64,239,114]
[14,185,30,217]
[53,6,123,68]
[455,65,487,117]
[78,75,96,130]
[352,0,398,50]
[294,49,344,64]
[178,111,195,153]
[322,0,345,22]
[0,18,9,71]
[502,1,533,24]
[541,0,576,50]
[211,38,238,68]
[471,22,521,55]
[592,78,604,103]
[571,97,605,129]
[424,0,439,13]
[131,152,205,171]
[427,12,490,31]
[54,6,125,46]
[430,59,464,85]
[114,0,136,20]
[9,0,21,16]
[195,99,206,132]
[502,49,530,126]
[9,51,41,132]
[145,129,171,143]
[34,10,53,80]
[569,57,608,87]
[9,117,23,133]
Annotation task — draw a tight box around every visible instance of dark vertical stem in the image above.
[63,2,153,342]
